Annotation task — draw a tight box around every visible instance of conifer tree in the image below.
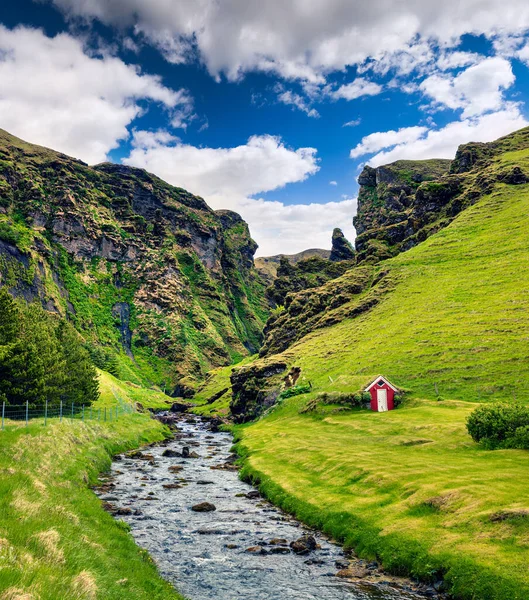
[56,320,99,405]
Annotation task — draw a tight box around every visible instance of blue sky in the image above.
[1,1,529,254]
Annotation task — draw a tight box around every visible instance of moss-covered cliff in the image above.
[0,129,268,390]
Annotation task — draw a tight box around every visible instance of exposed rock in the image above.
[329,228,355,262]
[191,502,216,512]
[336,566,369,579]
[162,449,181,458]
[290,534,317,555]
[0,127,269,387]
[230,360,287,423]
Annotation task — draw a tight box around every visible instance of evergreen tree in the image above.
[56,321,99,405]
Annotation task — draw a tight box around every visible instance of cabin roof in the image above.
[365,375,399,392]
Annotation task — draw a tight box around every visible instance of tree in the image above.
[56,320,99,405]
[0,287,20,345]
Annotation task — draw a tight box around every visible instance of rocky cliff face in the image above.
[0,129,268,389]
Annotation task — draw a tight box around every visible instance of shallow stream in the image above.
[97,415,440,600]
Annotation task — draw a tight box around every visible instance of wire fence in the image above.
[1,398,136,431]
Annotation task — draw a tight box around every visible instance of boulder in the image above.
[191,502,216,512]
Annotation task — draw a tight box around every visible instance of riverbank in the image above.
[0,373,184,600]
[233,397,529,600]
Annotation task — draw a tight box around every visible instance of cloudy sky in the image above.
[1,2,529,255]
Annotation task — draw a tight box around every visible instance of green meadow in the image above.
[197,150,529,598]
[0,372,183,600]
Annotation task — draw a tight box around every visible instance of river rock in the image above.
[168,465,183,473]
[246,490,260,499]
[162,449,181,458]
[336,565,369,579]
[246,546,267,554]
[269,546,291,554]
[269,538,288,545]
[162,483,182,489]
[191,502,216,512]
[290,534,317,555]
[196,480,215,485]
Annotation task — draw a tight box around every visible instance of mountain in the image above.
[0,129,268,391]
[255,248,331,285]
[194,126,529,420]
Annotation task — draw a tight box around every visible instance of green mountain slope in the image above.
[0,129,268,390]
[195,127,529,414]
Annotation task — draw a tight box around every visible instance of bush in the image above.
[278,383,311,401]
[466,404,529,448]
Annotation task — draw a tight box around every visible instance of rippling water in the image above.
[98,417,434,600]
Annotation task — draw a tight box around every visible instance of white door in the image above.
[377,389,388,412]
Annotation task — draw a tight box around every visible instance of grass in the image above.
[220,152,529,598]
[237,398,529,599]
[0,372,184,600]
[254,179,529,404]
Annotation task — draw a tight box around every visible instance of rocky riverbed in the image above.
[96,414,444,600]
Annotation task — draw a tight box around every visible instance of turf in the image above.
[0,372,184,600]
[227,153,529,598]
[237,398,529,599]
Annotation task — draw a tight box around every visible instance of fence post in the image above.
[25,401,29,427]
[109,407,112,422]
[90,406,92,420]
[60,400,63,422]
[1,402,4,431]
[44,400,48,427]
[98,408,101,422]
[82,405,85,422]
[71,402,74,421]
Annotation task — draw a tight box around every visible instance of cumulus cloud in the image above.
[332,78,383,101]
[352,107,528,167]
[45,0,529,82]
[123,131,354,255]
[419,57,515,118]
[0,25,190,163]
[350,126,428,159]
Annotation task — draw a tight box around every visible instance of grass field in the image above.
[237,398,529,599]
[0,372,184,600]
[216,153,529,598]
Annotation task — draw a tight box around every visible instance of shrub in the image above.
[278,383,311,401]
[466,404,529,448]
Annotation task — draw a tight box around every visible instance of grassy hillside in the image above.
[237,398,529,599]
[257,147,529,404]
[0,372,183,600]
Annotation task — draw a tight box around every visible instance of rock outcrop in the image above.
[0,129,268,387]
[329,228,355,262]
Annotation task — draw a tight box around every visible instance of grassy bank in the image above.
[235,398,529,599]
[0,373,184,600]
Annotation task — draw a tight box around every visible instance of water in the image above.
[98,416,438,600]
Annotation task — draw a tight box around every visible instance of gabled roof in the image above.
[365,375,399,392]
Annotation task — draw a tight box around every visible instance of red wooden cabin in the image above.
[365,376,398,412]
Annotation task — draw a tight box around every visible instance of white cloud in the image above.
[518,44,529,64]
[123,131,354,255]
[353,106,528,167]
[343,118,361,127]
[436,51,481,71]
[350,126,428,159]
[0,25,190,164]
[329,180,338,186]
[239,197,356,256]
[419,57,515,118]
[124,132,319,198]
[276,89,320,118]
[332,78,383,101]
[46,0,529,82]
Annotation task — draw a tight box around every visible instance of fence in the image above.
[0,399,135,431]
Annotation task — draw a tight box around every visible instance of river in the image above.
[97,414,441,600]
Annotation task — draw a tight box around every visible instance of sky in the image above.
[1,2,529,255]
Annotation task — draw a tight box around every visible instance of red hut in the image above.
[365,376,398,412]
